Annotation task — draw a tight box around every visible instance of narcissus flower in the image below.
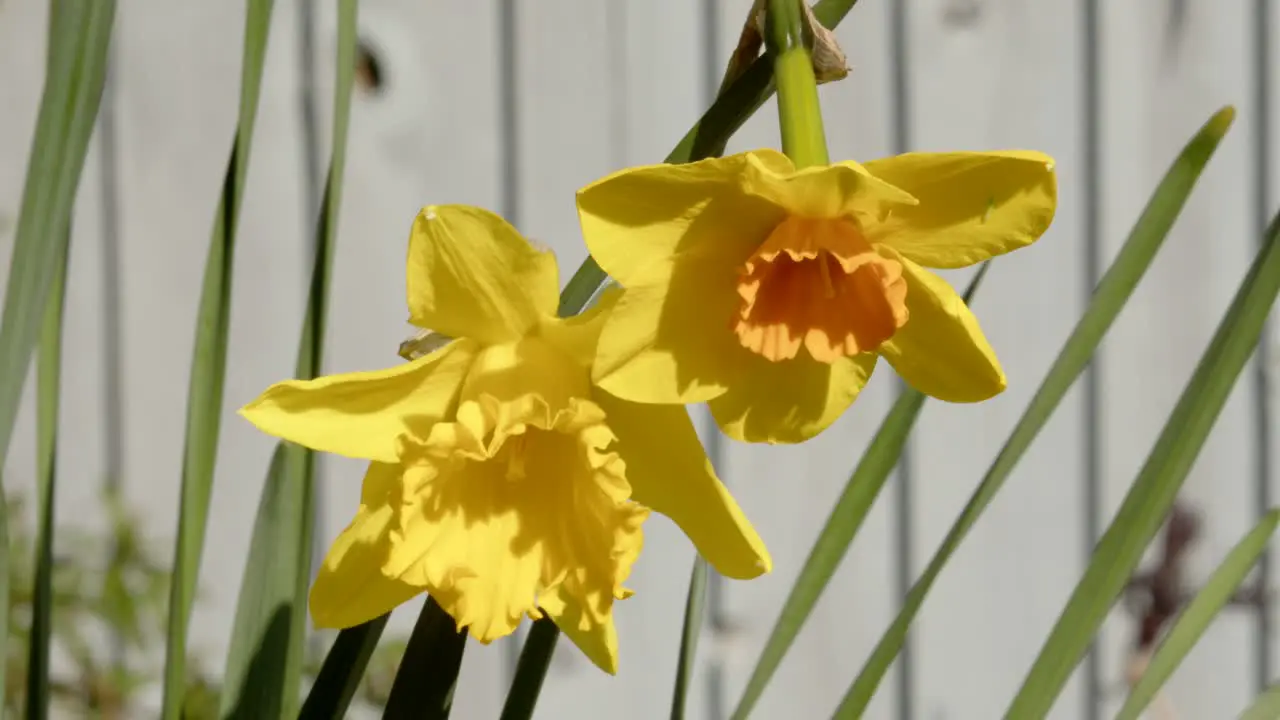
[576,149,1056,443]
[240,205,770,673]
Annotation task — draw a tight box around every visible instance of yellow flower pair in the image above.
[241,148,1056,673]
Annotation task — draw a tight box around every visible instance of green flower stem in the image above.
[767,0,830,168]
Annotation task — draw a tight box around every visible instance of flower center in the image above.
[733,215,909,362]
[387,394,645,647]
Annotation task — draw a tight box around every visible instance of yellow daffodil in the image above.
[576,149,1057,443]
[239,205,770,673]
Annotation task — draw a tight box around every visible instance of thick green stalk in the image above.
[383,598,466,718]
[297,615,389,719]
[767,0,829,168]
[559,1,860,313]
[499,618,561,720]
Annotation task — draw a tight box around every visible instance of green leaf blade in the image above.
[298,615,391,720]
[0,0,115,461]
[500,617,561,720]
[26,236,69,720]
[219,1,357,717]
[1240,682,1280,720]
[218,444,309,719]
[670,559,708,720]
[0,2,116,713]
[160,1,276,717]
[383,597,467,719]
[1115,510,1280,720]
[1006,125,1280,717]
[830,106,1237,719]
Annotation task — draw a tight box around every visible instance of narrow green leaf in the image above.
[26,235,69,720]
[217,444,301,719]
[671,558,709,720]
[731,263,990,720]
[298,615,390,720]
[1116,510,1280,720]
[0,0,114,462]
[831,106,1237,719]
[383,597,467,719]
[557,0,862,316]
[160,2,276,717]
[499,617,561,720]
[219,2,357,717]
[1006,151,1280,718]
[0,3,115,713]
[1240,682,1280,720]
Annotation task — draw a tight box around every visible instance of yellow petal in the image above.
[708,350,877,444]
[595,390,771,579]
[309,462,423,628]
[741,151,918,218]
[407,205,560,343]
[460,336,591,412]
[592,258,745,404]
[863,151,1057,269]
[539,585,621,674]
[536,285,622,369]
[576,152,785,286]
[240,339,479,463]
[877,256,1006,401]
[382,391,648,650]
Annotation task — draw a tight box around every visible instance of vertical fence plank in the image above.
[710,3,902,719]
[1097,1,1258,717]
[307,1,510,716]
[109,0,309,705]
[899,2,1089,718]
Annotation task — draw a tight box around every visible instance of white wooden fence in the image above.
[1,1,1278,718]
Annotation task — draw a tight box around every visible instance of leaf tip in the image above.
[1207,106,1237,137]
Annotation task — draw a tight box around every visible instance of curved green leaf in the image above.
[831,106,1238,718]
[1005,132,1280,717]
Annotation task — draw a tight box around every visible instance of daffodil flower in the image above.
[240,205,770,673]
[576,149,1057,443]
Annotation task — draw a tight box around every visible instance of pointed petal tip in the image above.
[755,552,773,576]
